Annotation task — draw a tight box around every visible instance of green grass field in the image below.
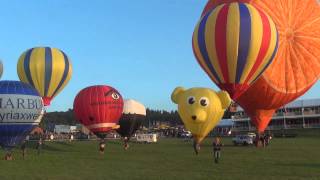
[0,136,319,180]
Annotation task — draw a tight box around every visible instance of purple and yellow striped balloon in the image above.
[192,2,278,100]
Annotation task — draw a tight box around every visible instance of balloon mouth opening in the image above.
[219,83,249,100]
[42,97,52,106]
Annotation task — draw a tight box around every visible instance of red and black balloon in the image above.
[116,99,146,140]
[73,85,124,139]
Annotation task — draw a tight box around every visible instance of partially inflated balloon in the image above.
[0,60,3,79]
[201,0,320,132]
[193,2,278,99]
[17,47,72,106]
[117,99,146,139]
[73,85,124,139]
[0,81,44,150]
[117,99,146,150]
[171,87,231,154]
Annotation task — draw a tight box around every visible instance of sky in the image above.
[0,0,319,112]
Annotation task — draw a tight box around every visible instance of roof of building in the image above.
[235,98,320,112]
[284,98,320,108]
[217,119,234,127]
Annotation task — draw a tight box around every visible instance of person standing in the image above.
[124,137,129,150]
[99,139,106,155]
[4,152,13,160]
[213,137,223,163]
[36,138,43,155]
[21,140,27,160]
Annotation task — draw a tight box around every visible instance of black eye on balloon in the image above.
[112,92,120,100]
[200,97,209,107]
[188,96,195,105]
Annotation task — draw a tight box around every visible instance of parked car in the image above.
[232,134,255,145]
[136,133,158,143]
[180,131,192,138]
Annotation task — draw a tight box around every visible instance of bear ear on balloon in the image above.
[216,91,231,109]
[171,87,186,104]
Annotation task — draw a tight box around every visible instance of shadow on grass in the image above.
[276,163,320,169]
[54,141,74,146]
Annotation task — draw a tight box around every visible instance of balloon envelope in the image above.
[171,87,231,144]
[73,85,124,139]
[17,47,72,106]
[0,81,44,150]
[0,60,3,79]
[202,0,320,132]
[116,99,146,139]
[193,2,278,99]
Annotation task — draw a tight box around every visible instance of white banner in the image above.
[0,94,44,124]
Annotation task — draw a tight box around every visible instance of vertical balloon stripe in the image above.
[17,53,28,83]
[205,4,225,83]
[244,8,272,84]
[236,3,251,83]
[52,51,70,97]
[23,49,35,87]
[215,4,230,82]
[252,31,278,83]
[239,4,263,83]
[249,14,279,83]
[192,38,219,84]
[193,26,219,84]
[30,48,46,95]
[44,47,53,97]
[226,3,240,83]
[198,11,222,83]
[47,48,65,97]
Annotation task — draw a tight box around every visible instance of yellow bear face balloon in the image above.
[171,87,231,144]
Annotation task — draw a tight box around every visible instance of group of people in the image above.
[4,138,43,161]
[255,134,272,147]
[211,134,272,164]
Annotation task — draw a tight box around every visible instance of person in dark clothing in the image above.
[123,137,129,150]
[264,134,271,146]
[213,137,223,163]
[21,140,27,160]
[260,134,266,147]
[193,141,200,155]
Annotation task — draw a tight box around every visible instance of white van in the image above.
[232,134,254,145]
[136,133,157,143]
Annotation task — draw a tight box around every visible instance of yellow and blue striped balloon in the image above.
[192,2,278,100]
[17,47,72,106]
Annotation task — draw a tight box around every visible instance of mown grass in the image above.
[0,136,319,180]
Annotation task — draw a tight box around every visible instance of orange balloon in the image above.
[202,0,320,132]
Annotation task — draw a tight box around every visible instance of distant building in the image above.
[213,119,234,136]
[76,124,91,135]
[230,98,320,132]
[54,125,78,134]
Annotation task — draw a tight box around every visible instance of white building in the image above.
[54,125,78,134]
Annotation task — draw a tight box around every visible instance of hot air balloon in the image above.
[116,99,146,150]
[17,47,72,106]
[0,60,3,79]
[171,87,231,154]
[73,85,124,152]
[193,2,278,100]
[201,0,320,133]
[0,80,44,159]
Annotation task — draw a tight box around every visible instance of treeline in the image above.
[40,108,233,129]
